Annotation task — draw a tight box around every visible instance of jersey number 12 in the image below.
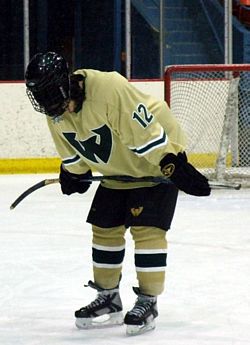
[132,103,154,128]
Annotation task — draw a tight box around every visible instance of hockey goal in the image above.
[165,64,250,187]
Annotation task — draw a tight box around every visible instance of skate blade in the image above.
[126,319,155,336]
[75,311,124,330]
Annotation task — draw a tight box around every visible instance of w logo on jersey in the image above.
[63,124,112,164]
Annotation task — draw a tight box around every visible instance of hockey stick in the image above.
[9,175,241,210]
[10,178,59,210]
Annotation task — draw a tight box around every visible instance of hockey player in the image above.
[25,52,210,336]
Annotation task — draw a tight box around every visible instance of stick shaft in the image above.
[10,175,241,209]
[80,175,241,190]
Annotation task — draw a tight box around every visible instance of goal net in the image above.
[165,64,250,187]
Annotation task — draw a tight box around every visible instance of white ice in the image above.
[0,174,250,345]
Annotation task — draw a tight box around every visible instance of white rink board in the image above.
[0,80,163,158]
[0,83,57,158]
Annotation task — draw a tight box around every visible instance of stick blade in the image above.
[208,180,241,190]
[9,179,58,210]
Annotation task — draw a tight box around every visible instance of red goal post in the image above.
[164,64,250,187]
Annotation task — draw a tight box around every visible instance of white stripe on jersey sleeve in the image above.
[62,154,81,166]
[128,127,168,156]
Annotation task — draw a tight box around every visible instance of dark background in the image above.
[0,0,159,80]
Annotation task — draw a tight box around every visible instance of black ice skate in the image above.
[75,280,123,329]
[124,287,158,336]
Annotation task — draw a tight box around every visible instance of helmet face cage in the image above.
[25,52,70,117]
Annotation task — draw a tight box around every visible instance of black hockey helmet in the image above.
[25,52,70,117]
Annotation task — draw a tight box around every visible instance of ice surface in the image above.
[0,174,250,345]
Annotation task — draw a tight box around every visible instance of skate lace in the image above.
[85,294,108,310]
[129,299,154,317]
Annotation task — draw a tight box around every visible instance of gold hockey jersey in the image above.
[47,69,186,189]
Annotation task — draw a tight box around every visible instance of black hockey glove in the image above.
[160,152,211,196]
[59,164,92,195]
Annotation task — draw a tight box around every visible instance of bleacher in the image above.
[131,0,250,67]
[223,0,250,28]
[238,0,250,28]
[131,0,223,65]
